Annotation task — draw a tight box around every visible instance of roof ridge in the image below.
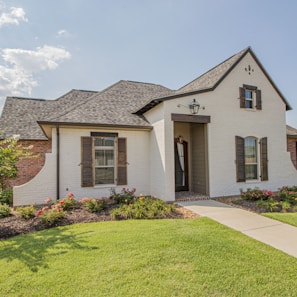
[7,96,47,102]
[124,80,172,90]
[55,89,99,101]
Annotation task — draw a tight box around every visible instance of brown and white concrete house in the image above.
[1,46,297,206]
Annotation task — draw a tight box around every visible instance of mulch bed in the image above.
[216,197,278,213]
[0,203,198,240]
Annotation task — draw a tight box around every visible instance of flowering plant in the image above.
[240,188,274,201]
[110,187,136,204]
[57,192,77,210]
[36,197,65,225]
[279,186,297,205]
[79,197,106,213]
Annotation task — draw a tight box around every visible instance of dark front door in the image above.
[175,139,188,191]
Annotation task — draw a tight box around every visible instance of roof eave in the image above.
[38,121,153,137]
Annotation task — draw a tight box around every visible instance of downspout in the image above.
[56,125,60,200]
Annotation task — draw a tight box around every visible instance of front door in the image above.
[175,139,188,191]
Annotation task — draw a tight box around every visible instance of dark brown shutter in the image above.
[117,138,127,185]
[256,89,262,110]
[239,87,246,108]
[236,136,245,182]
[260,137,268,181]
[81,137,94,187]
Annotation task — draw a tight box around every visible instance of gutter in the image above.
[56,125,60,200]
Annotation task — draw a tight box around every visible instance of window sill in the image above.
[93,184,116,189]
[245,179,261,184]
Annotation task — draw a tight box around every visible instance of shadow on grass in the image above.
[0,226,99,272]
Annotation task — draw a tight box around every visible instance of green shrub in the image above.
[240,188,274,201]
[0,203,11,218]
[36,206,65,225]
[266,200,279,212]
[111,196,176,220]
[110,187,136,204]
[16,205,36,219]
[280,201,291,212]
[80,198,107,213]
[0,189,13,206]
[256,199,279,212]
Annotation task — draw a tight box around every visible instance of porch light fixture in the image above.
[189,99,204,114]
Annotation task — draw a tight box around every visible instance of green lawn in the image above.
[0,218,296,297]
[262,212,297,227]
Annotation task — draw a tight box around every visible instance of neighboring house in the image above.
[287,125,297,169]
[1,46,297,206]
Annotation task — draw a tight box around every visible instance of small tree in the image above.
[0,136,36,191]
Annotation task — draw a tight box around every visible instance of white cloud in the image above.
[0,45,71,99]
[0,7,28,27]
[57,29,68,37]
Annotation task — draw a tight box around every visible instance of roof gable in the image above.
[135,47,291,114]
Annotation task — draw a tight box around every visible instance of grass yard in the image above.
[262,212,297,227]
[0,218,297,297]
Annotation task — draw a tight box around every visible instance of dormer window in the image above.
[239,85,262,110]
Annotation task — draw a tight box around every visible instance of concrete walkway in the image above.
[178,200,297,258]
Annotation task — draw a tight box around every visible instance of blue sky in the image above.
[0,0,296,126]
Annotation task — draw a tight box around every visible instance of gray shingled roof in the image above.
[0,90,98,139]
[41,80,173,127]
[287,125,297,136]
[0,46,292,140]
[177,48,249,93]
[0,81,172,139]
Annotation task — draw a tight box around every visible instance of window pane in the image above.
[95,150,114,166]
[245,90,253,99]
[245,137,258,180]
[94,137,114,147]
[245,100,253,109]
[95,168,114,184]
[245,164,258,180]
[245,138,257,163]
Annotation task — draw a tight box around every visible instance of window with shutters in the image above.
[239,85,262,110]
[235,136,268,182]
[81,134,127,187]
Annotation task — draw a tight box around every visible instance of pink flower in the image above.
[45,197,51,204]
[67,192,74,198]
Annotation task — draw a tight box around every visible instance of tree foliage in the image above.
[0,136,36,190]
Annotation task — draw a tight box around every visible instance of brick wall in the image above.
[8,140,52,187]
[287,137,297,169]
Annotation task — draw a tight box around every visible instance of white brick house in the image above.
[1,47,296,206]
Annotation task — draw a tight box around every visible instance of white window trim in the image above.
[94,136,117,185]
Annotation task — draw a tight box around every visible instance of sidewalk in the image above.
[178,199,297,258]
